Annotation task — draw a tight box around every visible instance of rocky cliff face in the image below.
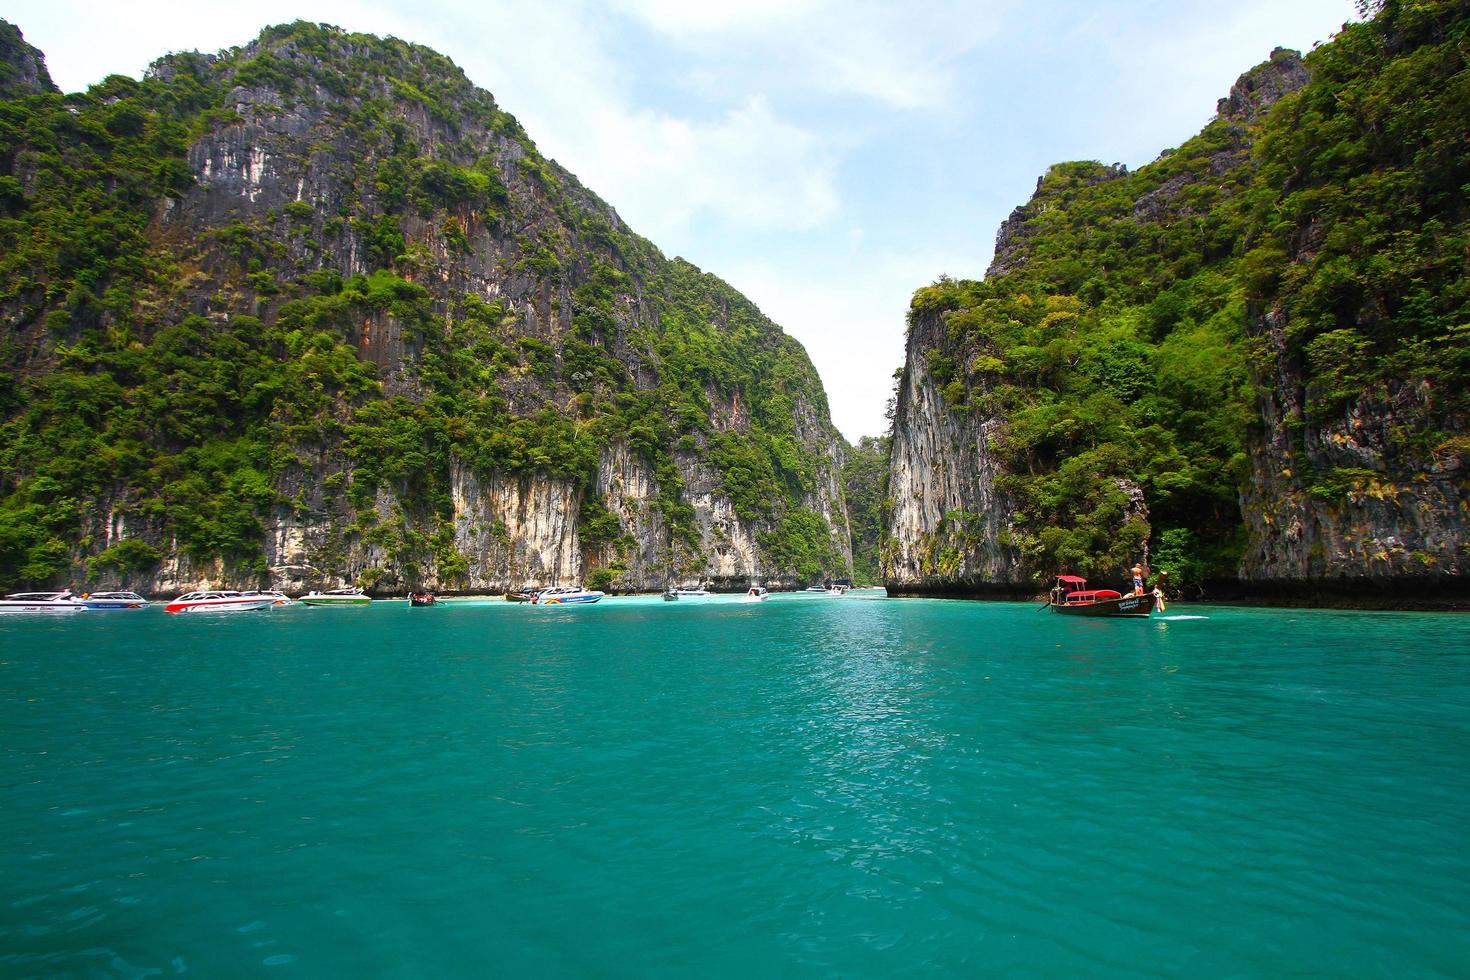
[1240,296,1470,598]
[987,164,1128,281]
[0,21,56,98]
[884,16,1470,603]
[1216,47,1309,123]
[883,308,1027,596]
[1231,19,1470,600]
[0,21,851,594]
[881,112,1266,598]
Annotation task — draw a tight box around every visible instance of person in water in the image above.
[1131,564,1146,596]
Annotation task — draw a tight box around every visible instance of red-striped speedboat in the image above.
[164,590,275,614]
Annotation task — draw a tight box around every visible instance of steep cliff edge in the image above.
[884,307,1027,596]
[1240,350,1467,598]
[883,2,1470,603]
[1234,6,1470,598]
[881,58,1291,595]
[0,21,851,594]
[0,20,56,98]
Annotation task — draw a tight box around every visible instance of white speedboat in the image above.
[300,588,370,606]
[0,590,87,613]
[530,586,604,605]
[740,586,769,603]
[663,586,710,601]
[803,584,848,596]
[79,591,149,610]
[164,590,275,614]
[240,590,296,607]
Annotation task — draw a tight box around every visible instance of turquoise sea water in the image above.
[2,594,1468,978]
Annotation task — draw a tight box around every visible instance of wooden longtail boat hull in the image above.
[1049,592,1157,617]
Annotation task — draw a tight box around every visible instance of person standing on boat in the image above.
[1130,564,1146,597]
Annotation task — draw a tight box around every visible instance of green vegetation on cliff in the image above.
[842,435,888,584]
[903,0,1469,586]
[0,20,845,590]
[1244,0,1470,434]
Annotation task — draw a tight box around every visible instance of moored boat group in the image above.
[0,586,378,614]
[3,575,1173,619]
[662,581,844,602]
[1,579,873,616]
[0,583,615,614]
[0,590,159,613]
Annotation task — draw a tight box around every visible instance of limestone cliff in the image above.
[882,10,1470,603]
[0,21,56,98]
[883,307,1027,596]
[1239,288,1469,600]
[0,21,851,594]
[1232,15,1470,600]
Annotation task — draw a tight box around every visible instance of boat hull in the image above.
[165,599,274,614]
[300,597,371,606]
[1049,593,1156,617]
[239,592,295,607]
[0,603,85,614]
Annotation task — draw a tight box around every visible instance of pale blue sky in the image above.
[10,1,1355,439]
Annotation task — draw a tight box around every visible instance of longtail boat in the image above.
[1047,574,1158,618]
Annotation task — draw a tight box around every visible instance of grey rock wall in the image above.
[1239,307,1470,596]
[882,309,1028,596]
[64,29,852,596]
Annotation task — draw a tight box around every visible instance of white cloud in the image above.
[610,0,817,34]
[723,248,988,441]
[580,97,840,239]
[390,2,842,242]
[612,0,1015,110]
[1054,0,1353,164]
[805,1,1013,109]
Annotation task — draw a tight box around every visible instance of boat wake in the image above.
[1157,614,1208,621]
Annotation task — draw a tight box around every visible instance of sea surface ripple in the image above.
[2,595,1468,977]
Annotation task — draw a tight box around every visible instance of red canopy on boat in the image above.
[1056,575,1088,583]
